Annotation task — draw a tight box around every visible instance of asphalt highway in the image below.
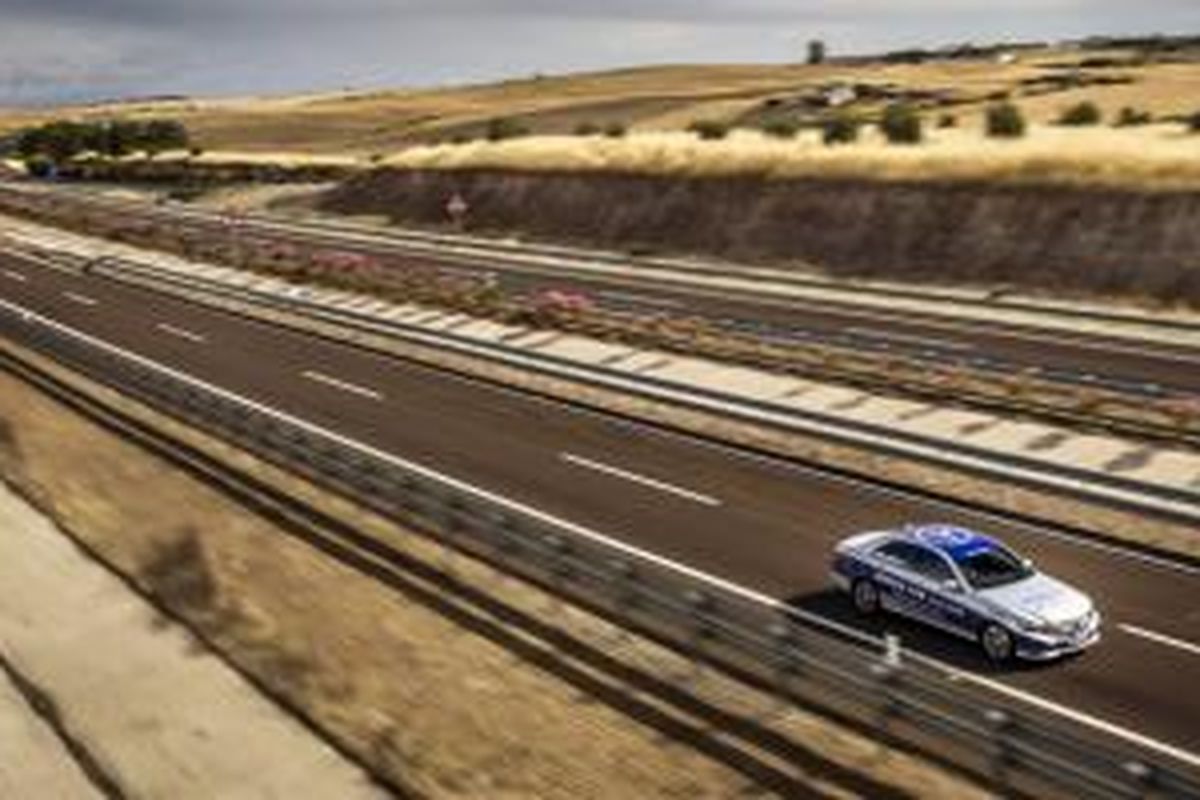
[2,250,1199,765]
[12,184,1200,397]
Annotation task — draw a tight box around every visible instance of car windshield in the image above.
[957,547,1034,589]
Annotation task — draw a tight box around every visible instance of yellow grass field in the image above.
[382,125,1200,189]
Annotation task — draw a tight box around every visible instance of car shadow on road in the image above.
[783,589,1080,675]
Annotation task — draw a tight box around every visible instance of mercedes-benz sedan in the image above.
[831,524,1100,662]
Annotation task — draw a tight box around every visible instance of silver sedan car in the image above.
[831,524,1101,662]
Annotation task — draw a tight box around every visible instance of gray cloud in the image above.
[0,0,1197,104]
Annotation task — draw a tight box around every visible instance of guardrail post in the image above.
[544,535,572,615]
[436,495,465,577]
[883,633,902,668]
[984,709,1014,790]
[609,559,639,634]
[1122,760,1156,800]
[768,623,800,721]
[870,663,899,749]
[684,590,715,685]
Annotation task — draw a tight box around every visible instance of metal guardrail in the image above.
[1,299,1198,798]
[73,252,1200,526]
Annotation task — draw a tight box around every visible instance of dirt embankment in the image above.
[320,169,1200,306]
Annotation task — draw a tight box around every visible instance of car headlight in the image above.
[998,611,1055,635]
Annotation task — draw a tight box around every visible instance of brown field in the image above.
[1,44,1197,186]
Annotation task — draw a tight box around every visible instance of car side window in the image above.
[875,542,923,570]
[877,542,955,583]
[910,549,955,583]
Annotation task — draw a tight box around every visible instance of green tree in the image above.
[1114,107,1152,127]
[40,121,89,162]
[822,113,860,145]
[485,117,530,141]
[762,119,799,139]
[1058,101,1103,126]
[101,120,142,157]
[986,103,1027,138]
[140,118,189,157]
[688,119,730,140]
[880,103,923,144]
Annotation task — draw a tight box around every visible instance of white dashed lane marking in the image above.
[63,292,99,307]
[1120,624,1200,658]
[561,452,722,507]
[301,370,385,401]
[156,323,208,344]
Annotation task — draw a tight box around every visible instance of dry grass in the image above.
[2,46,1197,158]
[382,125,1200,189]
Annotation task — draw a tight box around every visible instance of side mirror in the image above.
[1022,558,1034,570]
[942,579,963,593]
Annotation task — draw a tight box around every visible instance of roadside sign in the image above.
[446,193,469,227]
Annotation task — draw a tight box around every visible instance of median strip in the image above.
[560,452,722,507]
[301,369,384,401]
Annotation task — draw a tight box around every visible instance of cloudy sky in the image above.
[1,0,1197,104]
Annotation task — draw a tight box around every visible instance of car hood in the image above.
[977,573,1092,625]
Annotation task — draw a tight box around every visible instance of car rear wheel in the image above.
[851,579,881,616]
[980,623,1015,663]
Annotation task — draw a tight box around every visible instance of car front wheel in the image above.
[980,623,1015,663]
[851,579,881,616]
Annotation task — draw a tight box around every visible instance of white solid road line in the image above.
[2,270,27,282]
[3,296,1199,771]
[155,323,207,344]
[1120,624,1200,658]
[561,452,722,507]
[63,291,99,307]
[301,370,385,401]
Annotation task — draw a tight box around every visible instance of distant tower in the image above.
[807,39,827,65]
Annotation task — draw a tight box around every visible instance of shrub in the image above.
[485,117,530,141]
[821,114,860,145]
[986,103,1027,138]
[1189,111,1200,133]
[1114,107,1153,127]
[937,113,958,129]
[688,120,730,141]
[761,119,799,139]
[573,122,601,136]
[603,122,628,138]
[880,103,923,144]
[188,146,205,158]
[1058,101,1103,126]
[23,155,55,178]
